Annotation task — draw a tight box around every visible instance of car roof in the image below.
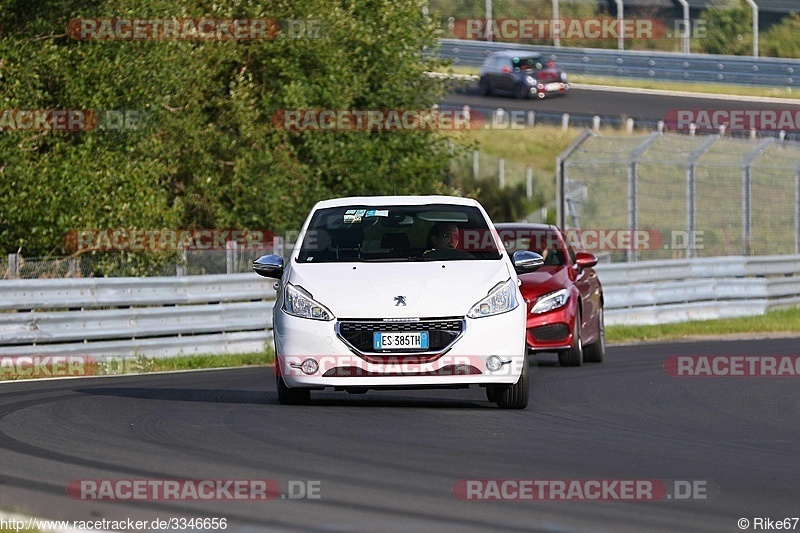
[494,222,559,232]
[312,195,483,209]
[487,50,543,59]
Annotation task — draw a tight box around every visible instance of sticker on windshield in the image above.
[366,209,389,217]
[345,209,356,215]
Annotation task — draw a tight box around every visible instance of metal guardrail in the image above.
[1,255,797,357]
[0,274,276,358]
[597,255,800,326]
[438,39,800,88]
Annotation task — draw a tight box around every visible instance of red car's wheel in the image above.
[558,314,583,367]
[584,307,605,363]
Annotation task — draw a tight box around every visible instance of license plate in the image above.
[373,332,429,350]
[545,82,561,91]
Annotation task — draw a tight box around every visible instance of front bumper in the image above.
[273,308,526,389]
[525,302,576,352]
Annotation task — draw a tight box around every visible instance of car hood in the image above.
[518,266,570,302]
[286,260,512,318]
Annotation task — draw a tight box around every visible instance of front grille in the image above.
[322,365,481,377]
[530,323,569,343]
[337,317,464,357]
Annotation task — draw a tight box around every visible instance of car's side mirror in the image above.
[512,251,544,274]
[253,254,284,279]
[574,252,598,269]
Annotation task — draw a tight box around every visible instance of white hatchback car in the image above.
[253,196,543,408]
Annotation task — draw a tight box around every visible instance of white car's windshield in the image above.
[296,204,502,263]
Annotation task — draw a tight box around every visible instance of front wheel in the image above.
[479,77,492,96]
[558,315,583,367]
[276,373,311,405]
[584,307,605,363]
[493,358,529,409]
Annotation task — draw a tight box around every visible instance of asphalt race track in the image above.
[0,338,798,532]
[444,85,800,123]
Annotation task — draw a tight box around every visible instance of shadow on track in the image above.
[73,386,499,409]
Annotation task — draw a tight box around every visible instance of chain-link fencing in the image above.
[559,131,800,262]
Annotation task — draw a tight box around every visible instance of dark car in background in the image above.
[478,50,569,99]
[495,223,604,366]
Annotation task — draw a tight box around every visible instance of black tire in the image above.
[584,307,605,363]
[558,314,583,367]
[494,357,529,409]
[485,386,497,403]
[479,77,492,96]
[276,372,310,405]
[515,83,530,99]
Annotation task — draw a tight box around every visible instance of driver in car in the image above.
[423,222,474,259]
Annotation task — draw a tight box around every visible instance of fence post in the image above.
[67,256,80,278]
[555,129,593,229]
[498,158,505,189]
[686,136,719,258]
[742,138,773,256]
[627,132,661,262]
[796,163,800,255]
[561,113,569,131]
[626,118,634,134]
[273,235,285,259]
[473,149,479,180]
[526,165,533,200]
[7,253,19,279]
[592,115,600,131]
[176,249,187,276]
[226,240,238,274]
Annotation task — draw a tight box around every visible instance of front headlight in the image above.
[560,72,568,82]
[283,283,334,321]
[531,288,569,314]
[525,75,536,85]
[467,279,519,318]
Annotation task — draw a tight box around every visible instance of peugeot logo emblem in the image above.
[394,295,407,306]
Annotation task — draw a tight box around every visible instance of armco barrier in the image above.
[596,255,800,326]
[1,255,798,358]
[0,274,276,358]
[438,39,800,88]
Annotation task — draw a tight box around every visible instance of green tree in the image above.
[761,13,800,58]
[698,0,754,56]
[0,0,453,268]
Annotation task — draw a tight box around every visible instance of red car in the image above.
[494,223,604,366]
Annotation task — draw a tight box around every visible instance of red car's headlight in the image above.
[531,289,569,314]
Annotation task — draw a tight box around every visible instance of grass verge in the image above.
[0,350,274,382]
[606,307,800,344]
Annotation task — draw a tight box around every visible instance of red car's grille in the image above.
[530,324,570,343]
